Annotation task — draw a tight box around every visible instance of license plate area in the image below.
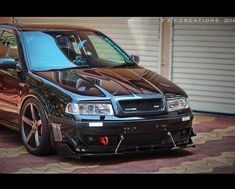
[123,123,167,135]
[123,133,164,146]
[122,124,166,146]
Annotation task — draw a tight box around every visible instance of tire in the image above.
[20,97,54,156]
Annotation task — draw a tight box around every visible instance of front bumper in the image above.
[49,114,195,158]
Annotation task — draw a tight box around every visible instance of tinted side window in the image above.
[0,30,20,61]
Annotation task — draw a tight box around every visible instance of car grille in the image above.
[119,99,163,114]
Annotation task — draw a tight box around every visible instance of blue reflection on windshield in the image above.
[23,31,75,71]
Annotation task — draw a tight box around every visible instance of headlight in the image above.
[167,97,189,112]
[65,102,114,115]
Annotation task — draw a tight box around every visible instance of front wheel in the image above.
[20,98,54,156]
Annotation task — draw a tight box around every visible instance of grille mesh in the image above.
[119,99,162,112]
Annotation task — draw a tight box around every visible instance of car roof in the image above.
[0,23,97,32]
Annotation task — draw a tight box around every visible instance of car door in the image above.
[0,28,22,127]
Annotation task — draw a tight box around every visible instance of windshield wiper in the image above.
[109,63,137,68]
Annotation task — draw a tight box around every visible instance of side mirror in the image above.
[0,58,21,72]
[0,58,17,69]
[130,55,140,64]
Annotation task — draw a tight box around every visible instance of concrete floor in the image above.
[0,114,235,173]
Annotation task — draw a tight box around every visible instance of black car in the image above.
[0,23,195,158]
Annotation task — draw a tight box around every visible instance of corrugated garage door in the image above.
[14,17,161,73]
[171,17,235,114]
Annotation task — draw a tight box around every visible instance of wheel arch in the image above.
[19,93,50,120]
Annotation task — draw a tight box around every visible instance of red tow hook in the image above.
[98,136,109,146]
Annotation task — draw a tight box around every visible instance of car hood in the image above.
[34,66,186,97]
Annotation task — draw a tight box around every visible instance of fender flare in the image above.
[18,93,50,120]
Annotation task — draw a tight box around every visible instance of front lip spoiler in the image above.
[56,142,195,158]
[78,144,196,157]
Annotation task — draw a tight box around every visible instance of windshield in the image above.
[22,30,136,71]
